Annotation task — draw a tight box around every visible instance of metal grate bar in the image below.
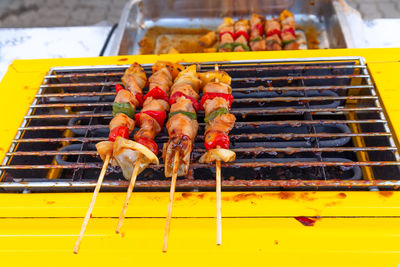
[2,57,399,192]
[1,161,400,170]
[11,132,392,144]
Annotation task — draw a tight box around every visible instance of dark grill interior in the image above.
[1,58,399,192]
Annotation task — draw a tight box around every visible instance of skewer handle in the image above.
[162,152,180,252]
[73,154,110,254]
[115,154,142,234]
[216,160,222,245]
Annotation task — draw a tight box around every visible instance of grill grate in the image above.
[1,57,400,192]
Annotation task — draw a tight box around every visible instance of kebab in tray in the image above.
[233,19,250,52]
[265,17,282,51]
[279,9,299,50]
[198,65,236,245]
[162,64,201,252]
[74,62,151,254]
[217,17,235,52]
[249,14,266,51]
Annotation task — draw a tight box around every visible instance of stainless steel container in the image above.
[107,0,355,56]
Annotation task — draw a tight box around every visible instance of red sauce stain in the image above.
[197,193,205,199]
[232,193,258,202]
[299,192,316,201]
[175,197,183,201]
[294,216,316,226]
[181,192,192,199]
[337,192,347,199]
[118,58,129,61]
[46,201,55,205]
[274,240,279,245]
[120,232,125,238]
[278,191,295,200]
[90,213,93,218]
[379,191,394,198]
[24,86,29,90]
[0,147,4,152]
[222,196,231,201]
[325,201,338,207]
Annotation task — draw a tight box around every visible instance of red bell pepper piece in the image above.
[135,110,167,129]
[218,31,235,40]
[136,137,158,155]
[204,132,230,150]
[200,93,234,110]
[282,27,296,37]
[266,28,281,37]
[144,86,169,102]
[169,92,199,111]
[252,23,263,36]
[115,84,124,92]
[115,84,143,107]
[109,126,129,142]
[234,31,249,41]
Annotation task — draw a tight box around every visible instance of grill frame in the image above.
[1,56,399,192]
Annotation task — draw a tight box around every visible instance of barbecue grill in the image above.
[1,49,400,265]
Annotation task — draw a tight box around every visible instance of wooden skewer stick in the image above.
[162,152,180,252]
[73,154,111,254]
[214,63,222,245]
[216,159,222,245]
[115,153,142,234]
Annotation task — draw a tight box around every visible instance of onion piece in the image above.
[199,148,236,163]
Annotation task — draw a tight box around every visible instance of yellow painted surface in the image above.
[0,191,399,218]
[2,48,400,263]
[1,217,400,266]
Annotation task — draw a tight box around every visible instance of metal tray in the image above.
[107,0,351,55]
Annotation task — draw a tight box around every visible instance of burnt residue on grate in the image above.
[1,58,400,192]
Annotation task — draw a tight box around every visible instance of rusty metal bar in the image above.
[39,75,369,88]
[35,92,115,98]
[11,132,392,144]
[24,107,382,119]
[43,64,365,79]
[232,74,369,82]
[30,96,378,108]
[3,179,400,189]
[17,119,387,131]
[1,161,400,170]
[233,85,373,92]
[7,146,397,157]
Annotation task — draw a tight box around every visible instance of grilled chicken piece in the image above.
[113,137,159,180]
[134,113,161,141]
[167,113,198,141]
[202,82,232,94]
[233,35,248,52]
[114,89,139,108]
[281,25,299,50]
[170,97,196,114]
[217,17,235,33]
[141,97,169,112]
[219,33,234,52]
[265,18,281,34]
[234,19,249,32]
[205,113,236,135]
[203,97,230,116]
[199,31,217,47]
[250,14,264,30]
[266,34,282,51]
[279,9,296,29]
[152,61,184,80]
[109,113,135,133]
[96,141,114,162]
[250,39,267,51]
[122,62,147,95]
[149,67,173,92]
[174,65,202,92]
[170,83,200,100]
